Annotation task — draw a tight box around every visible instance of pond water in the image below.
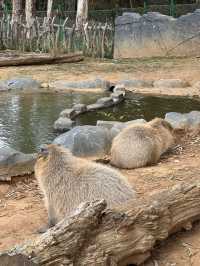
[1,91,200,153]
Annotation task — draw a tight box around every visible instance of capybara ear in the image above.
[38,144,49,157]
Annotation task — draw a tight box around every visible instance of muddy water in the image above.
[1,91,200,153]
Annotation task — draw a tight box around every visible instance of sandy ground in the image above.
[1,57,200,264]
[1,57,200,85]
[0,132,200,266]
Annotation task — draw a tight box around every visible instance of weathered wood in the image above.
[11,0,23,23]
[0,52,84,66]
[47,0,53,19]
[76,0,88,30]
[1,182,200,265]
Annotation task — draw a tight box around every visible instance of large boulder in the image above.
[0,143,36,181]
[53,125,112,157]
[0,78,41,91]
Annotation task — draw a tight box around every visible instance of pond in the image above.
[1,91,200,153]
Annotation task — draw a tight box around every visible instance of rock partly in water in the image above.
[54,117,75,132]
[73,103,87,113]
[111,91,125,103]
[165,112,190,129]
[154,79,189,88]
[0,80,9,91]
[113,84,126,93]
[4,78,41,90]
[87,103,108,111]
[118,79,153,88]
[0,144,36,181]
[53,125,112,158]
[96,97,114,108]
[59,108,77,119]
[49,78,111,91]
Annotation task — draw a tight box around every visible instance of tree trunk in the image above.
[1,182,200,265]
[0,52,84,67]
[47,0,53,19]
[0,0,4,11]
[76,0,88,30]
[25,0,36,27]
[11,0,23,23]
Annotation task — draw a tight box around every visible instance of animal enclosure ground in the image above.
[1,56,200,265]
[1,132,200,266]
[1,56,200,86]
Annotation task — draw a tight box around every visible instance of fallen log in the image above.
[1,181,200,266]
[0,52,84,67]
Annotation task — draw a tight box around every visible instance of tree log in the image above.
[1,182,200,265]
[0,52,84,67]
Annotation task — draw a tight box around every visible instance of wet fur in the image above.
[35,144,136,228]
[110,118,174,169]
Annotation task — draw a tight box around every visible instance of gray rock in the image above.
[59,108,77,119]
[0,143,36,181]
[186,111,200,126]
[49,78,111,90]
[96,97,114,107]
[53,125,112,157]
[54,117,75,132]
[0,78,40,91]
[113,84,126,93]
[165,112,190,129]
[111,91,125,103]
[118,79,153,88]
[0,80,9,91]
[114,11,200,59]
[154,79,189,88]
[111,119,147,137]
[73,103,87,112]
[96,120,123,130]
[87,103,108,111]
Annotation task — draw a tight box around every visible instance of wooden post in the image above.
[76,0,88,30]
[47,0,53,19]
[11,0,23,23]
[25,0,36,27]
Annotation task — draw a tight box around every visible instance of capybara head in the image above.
[37,144,71,162]
[149,118,174,132]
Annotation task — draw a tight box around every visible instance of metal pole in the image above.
[170,0,176,17]
[144,0,147,14]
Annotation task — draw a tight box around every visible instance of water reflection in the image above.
[0,91,200,153]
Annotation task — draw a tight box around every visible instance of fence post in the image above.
[170,0,176,17]
[144,0,148,14]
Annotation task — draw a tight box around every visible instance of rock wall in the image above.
[114,9,200,58]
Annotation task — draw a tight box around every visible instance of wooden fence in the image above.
[0,14,114,58]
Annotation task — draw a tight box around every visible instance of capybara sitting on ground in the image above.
[35,144,136,231]
[110,118,174,169]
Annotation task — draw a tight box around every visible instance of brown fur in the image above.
[34,144,136,228]
[110,118,174,169]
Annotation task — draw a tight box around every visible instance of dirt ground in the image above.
[0,131,200,266]
[1,56,200,85]
[2,57,200,265]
